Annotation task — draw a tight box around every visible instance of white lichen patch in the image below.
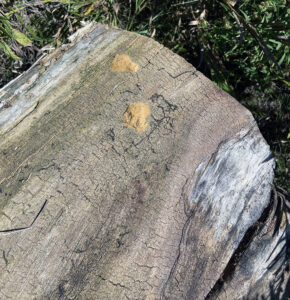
[123,102,150,132]
[110,54,139,72]
[188,127,275,244]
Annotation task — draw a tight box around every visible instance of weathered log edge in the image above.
[161,124,279,299]
[0,23,107,135]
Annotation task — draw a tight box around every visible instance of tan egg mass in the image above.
[123,102,151,132]
[110,54,139,72]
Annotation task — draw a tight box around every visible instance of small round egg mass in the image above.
[110,54,139,72]
[123,102,151,132]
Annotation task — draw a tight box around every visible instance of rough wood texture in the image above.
[0,23,288,300]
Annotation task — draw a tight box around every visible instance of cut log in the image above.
[0,23,288,300]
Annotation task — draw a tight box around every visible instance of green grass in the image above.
[0,0,289,192]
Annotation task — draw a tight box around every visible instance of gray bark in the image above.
[0,23,288,300]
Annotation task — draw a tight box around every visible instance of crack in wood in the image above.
[0,199,47,234]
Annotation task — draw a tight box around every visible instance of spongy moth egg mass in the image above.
[110,54,139,72]
[123,103,151,132]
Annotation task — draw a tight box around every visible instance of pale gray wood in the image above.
[0,23,287,300]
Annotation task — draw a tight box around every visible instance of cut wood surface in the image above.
[0,23,288,300]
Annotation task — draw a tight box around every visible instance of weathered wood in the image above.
[0,23,287,299]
